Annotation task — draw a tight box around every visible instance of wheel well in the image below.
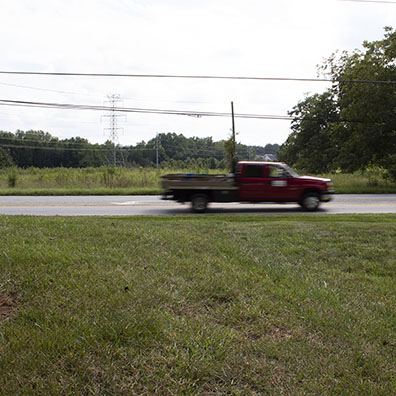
[172,190,212,202]
[189,190,212,201]
[300,188,320,201]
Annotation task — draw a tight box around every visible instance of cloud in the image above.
[0,0,393,146]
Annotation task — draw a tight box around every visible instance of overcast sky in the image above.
[0,0,394,147]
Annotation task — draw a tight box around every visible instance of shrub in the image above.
[364,166,387,186]
[7,170,17,188]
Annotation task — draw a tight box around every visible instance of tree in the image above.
[324,27,396,173]
[1,129,276,169]
[278,92,339,173]
[280,27,396,178]
[0,147,14,168]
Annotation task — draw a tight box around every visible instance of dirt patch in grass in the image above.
[267,325,293,342]
[0,291,17,322]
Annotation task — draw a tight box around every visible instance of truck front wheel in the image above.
[300,193,320,211]
[191,194,208,213]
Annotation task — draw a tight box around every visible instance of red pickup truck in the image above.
[162,161,334,212]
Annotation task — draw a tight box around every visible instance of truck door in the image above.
[263,164,297,201]
[238,164,266,201]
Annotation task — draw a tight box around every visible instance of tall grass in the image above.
[0,166,225,195]
[0,167,164,189]
[0,166,395,194]
[318,171,396,193]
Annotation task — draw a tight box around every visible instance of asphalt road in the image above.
[0,194,395,216]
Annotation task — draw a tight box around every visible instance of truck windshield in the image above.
[284,165,299,178]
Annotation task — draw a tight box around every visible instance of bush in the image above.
[383,155,396,183]
[101,167,131,188]
[7,170,17,188]
[364,166,387,186]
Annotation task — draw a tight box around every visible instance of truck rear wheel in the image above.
[300,193,320,211]
[191,194,208,213]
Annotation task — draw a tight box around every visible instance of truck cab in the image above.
[236,162,333,210]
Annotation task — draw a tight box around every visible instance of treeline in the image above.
[278,27,396,181]
[0,130,279,169]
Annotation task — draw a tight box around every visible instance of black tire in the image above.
[191,194,208,213]
[300,193,320,211]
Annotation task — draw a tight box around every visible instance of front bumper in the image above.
[320,190,335,202]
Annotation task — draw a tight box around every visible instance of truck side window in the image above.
[268,166,284,178]
[243,165,263,178]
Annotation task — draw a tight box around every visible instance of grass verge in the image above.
[1,214,395,395]
[0,187,161,196]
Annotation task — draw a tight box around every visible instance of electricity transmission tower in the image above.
[103,94,126,167]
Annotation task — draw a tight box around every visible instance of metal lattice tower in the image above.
[103,94,125,167]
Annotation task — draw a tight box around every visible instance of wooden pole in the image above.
[231,101,236,172]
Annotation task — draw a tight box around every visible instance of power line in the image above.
[0,135,225,150]
[0,98,295,120]
[0,143,156,152]
[0,143,108,152]
[0,136,93,146]
[0,137,244,154]
[0,70,395,85]
[338,0,396,3]
[0,98,369,124]
[0,81,209,105]
[0,81,105,99]
[0,143,228,158]
[0,137,170,151]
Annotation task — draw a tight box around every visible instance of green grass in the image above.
[0,187,161,196]
[0,166,165,191]
[0,166,222,192]
[1,166,396,195]
[318,172,396,194]
[1,214,395,395]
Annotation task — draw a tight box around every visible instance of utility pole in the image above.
[155,133,161,168]
[231,101,236,172]
[103,94,126,167]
